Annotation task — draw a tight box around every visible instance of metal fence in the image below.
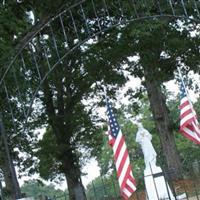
[85,173,200,200]
[52,161,200,200]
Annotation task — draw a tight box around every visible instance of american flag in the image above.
[106,98,136,199]
[179,80,200,144]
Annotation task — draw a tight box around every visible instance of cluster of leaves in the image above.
[86,175,120,199]
[21,179,67,199]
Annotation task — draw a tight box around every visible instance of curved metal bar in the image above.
[1,0,200,130]
[0,0,87,86]
[24,14,200,122]
[181,0,188,17]
[1,0,200,87]
[1,13,200,89]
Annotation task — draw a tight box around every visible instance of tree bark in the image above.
[61,150,87,200]
[143,66,182,179]
[0,115,21,199]
[0,153,21,199]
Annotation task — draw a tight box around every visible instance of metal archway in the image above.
[0,1,200,197]
[1,0,200,131]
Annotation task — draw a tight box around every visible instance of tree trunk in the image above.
[143,66,182,179]
[1,153,21,199]
[61,151,87,200]
[0,115,21,199]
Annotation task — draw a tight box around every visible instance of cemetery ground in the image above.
[130,178,200,200]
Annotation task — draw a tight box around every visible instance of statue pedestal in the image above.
[144,166,175,200]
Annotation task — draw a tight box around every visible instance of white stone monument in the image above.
[135,122,175,200]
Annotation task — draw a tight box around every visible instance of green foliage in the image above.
[86,176,120,200]
[0,1,32,65]
[1,1,200,198]
[37,128,62,181]
[21,179,67,199]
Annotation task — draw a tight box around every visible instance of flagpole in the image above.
[102,85,108,103]
[102,85,111,135]
[177,67,189,96]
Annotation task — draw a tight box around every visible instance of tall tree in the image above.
[35,47,126,199]
[127,20,200,176]
[0,1,34,198]
[1,1,127,199]
[84,18,200,177]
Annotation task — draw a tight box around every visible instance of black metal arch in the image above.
[1,0,200,134]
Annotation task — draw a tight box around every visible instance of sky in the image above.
[18,158,100,190]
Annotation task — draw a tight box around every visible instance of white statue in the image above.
[131,120,185,200]
[135,122,157,170]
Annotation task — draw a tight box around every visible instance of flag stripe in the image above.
[123,187,132,199]
[192,122,200,137]
[127,177,137,191]
[179,80,200,144]
[180,115,194,128]
[180,104,191,115]
[181,108,194,119]
[113,131,122,152]
[125,183,135,195]
[181,127,200,144]
[121,165,132,189]
[119,154,130,187]
[117,148,128,176]
[180,98,189,109]
[180,112,194,127]
[115,138,126,168]
[114,136,125,164]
